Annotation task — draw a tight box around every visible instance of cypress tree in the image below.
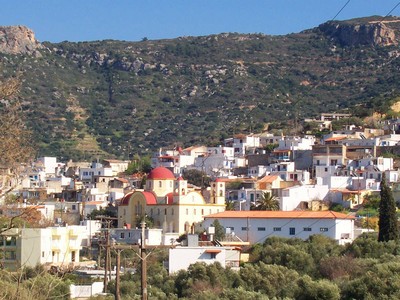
[378,173,399,242]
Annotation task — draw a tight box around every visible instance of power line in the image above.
[332,0,351,21]
[382,1,400,21]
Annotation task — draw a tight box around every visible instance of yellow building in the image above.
[118,167,226,234]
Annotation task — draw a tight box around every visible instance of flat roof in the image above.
[204,210,354,220]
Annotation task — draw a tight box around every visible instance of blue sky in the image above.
[1,1,400,43]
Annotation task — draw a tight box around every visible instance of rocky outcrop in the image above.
[319,20,397,47]
[0,25,44,55]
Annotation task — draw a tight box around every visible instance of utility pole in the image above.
[96,215,118,294]
[104,227,109,292]
[115,247,122,300]
[140,220,147,300]
[110,221,174,300]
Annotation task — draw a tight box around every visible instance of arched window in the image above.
[159,181,162,188]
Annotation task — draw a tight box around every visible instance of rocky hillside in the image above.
[0,26,43,56]
[318,16,400,46]
[1,17,400,160]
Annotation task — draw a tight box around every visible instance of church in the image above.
[118,167,226,234]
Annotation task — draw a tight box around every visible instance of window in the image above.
[159,181,162,188]
[273,227,281,231]
[120,232,125,239]
[186,209,189,215]
[5,251,16,260]
[241,227,249,231]
[210,253,217,259]
[303,227,312,232]
[165,209,167,215]
[5,237,16,246]
[194,209,196,215]
[257,227,266,231]
[320,228,329,232]
[289,227,295,235]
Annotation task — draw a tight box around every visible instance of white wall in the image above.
[70,282,104,299]
[21,228,52,267]
[202,217,354,244]
[169,247,227,274]
[280,185,329,211]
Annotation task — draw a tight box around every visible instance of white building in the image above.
[225,134,260,157]
[193,146,235,177]
[168,234,241,274]
[279,184,330,211]
[202,211,354,245]
[79,162,113,184]
[0,225,87,270]
[151,146,207,175]
[111,228,163,246]
[276,135,315,151]
[168,246,241,274]
[102,159,129,176]
[36,157,58,176]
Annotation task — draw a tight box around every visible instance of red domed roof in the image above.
[119,192,134,206]
[166,192,174,204]
[142,191,157,205]
[147,167,175,180]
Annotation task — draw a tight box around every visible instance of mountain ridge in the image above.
[1,16,400,160]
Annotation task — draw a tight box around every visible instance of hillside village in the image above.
[1,111,400,292]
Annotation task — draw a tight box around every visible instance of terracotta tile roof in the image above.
[85,201,106,205]
[116,178,129,183]
[324,136,346,142]
[330,188,363,194]
[204,210,354,220]
[258,175,279,183]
